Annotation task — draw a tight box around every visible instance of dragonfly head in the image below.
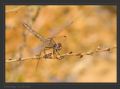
[53,43,62,51]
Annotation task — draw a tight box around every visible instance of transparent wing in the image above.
[32,43,46,55]
[48,16,79,39]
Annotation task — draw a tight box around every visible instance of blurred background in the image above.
[5,5,116,82]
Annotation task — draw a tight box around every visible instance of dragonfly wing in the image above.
[49,20,73,38]
[32,44,45,55]
[23,23,46,42]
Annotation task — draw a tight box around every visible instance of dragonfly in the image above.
[23,17,77,70]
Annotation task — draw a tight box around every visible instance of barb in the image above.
[6,46,116,63]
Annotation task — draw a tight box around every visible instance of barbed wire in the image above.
[6,45,116,63]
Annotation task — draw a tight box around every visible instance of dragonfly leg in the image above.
[35,52,41,71]
[53,49,58,59]
[53,49,62,60]
[44,49,48,60]
[55,49,64,60]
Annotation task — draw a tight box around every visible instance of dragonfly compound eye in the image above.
[53,43,62,50]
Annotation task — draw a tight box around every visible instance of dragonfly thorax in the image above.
[43,38,55,48]
[43,38,62,51]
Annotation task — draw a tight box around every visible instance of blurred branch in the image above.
[18,30,27,61]
[5,6,27,13]
[101,6,116,13]
[6,46,116,63]
[32,6,41,22]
